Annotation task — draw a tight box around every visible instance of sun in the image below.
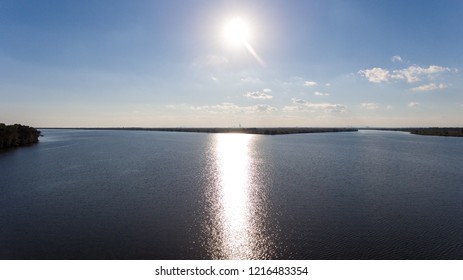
[223,17,250,47]
[221,16,266,67]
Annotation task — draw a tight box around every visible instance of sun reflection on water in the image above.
[203,133,275,259]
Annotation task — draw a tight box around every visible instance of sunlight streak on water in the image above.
[216,133,253,258]
[203,133,275,259]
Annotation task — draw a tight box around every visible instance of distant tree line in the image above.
[0,123,41,150]
[47,127,358,135]
[360,127,463,137]
[409,127,463,137]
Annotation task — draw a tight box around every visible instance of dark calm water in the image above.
[1,129,462,259]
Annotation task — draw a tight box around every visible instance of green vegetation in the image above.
[0,123,41,150]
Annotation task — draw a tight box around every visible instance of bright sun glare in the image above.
[223,17,250,46]
[222,16,265,67]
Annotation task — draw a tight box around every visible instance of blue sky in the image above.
[1,0,462,127]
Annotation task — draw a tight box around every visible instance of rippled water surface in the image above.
[1,129,463,259]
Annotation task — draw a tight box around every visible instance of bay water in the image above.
[1,129,462,259]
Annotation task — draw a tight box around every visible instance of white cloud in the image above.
[411,83,447,92]
[314,91,330,96]
[284,98,347,113]
[253,104,277,113]
[304,81,317,86]
[358,67,391,83]
[392,65,451,83]
[192,102,277,114]
[360,103,380,110]
[192,103,240,113]
[408,102,420,108]
[244,89,273,99]
[282,106,300,112]
[291,98,307,105]
[359,64,454,84]
[386,105,393,110]
[325,83,331,87]
[392,55,403,62]
[425,65,450,74]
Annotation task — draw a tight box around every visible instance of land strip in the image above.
[362,127,463,137]
[39,127,358,135]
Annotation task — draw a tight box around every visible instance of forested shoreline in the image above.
[40,127,358,135]
[0,124,41,150]
[363,127,463,137]
[408,128,463,137]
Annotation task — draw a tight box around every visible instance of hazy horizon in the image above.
[1,0,462,127]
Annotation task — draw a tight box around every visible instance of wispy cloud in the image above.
[391,55,403,62]
[291,76,304,81]
[283,98,346,113]
[360,103,380,110]
[253,104,277,113]
[359,64,455,84]
[314,91,330,96]
[244,88,273,99]
[192,102,277,114]
[192,54,228,69]
[240,76,262,83]
[304,81,317,86]
[394,65,451,83]
[411,83,447,92]
[408,102,420,108]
